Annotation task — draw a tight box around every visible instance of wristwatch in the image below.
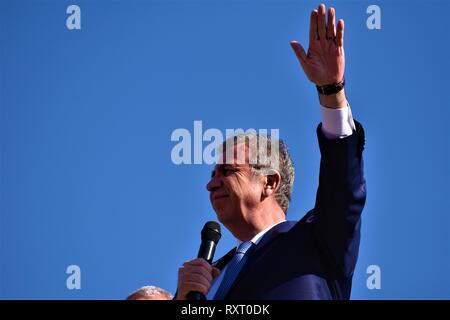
[316,78,345,95]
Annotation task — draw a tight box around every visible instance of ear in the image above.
[262,170,281,197]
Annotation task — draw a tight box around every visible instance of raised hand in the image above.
[290,4,345,87]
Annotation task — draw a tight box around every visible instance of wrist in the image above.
[319,89,347,109]
[316,78,345,95]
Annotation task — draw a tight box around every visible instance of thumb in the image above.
[212,267,221,278]
[290,41,308,68]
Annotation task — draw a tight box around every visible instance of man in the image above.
[127,285,173,300]
[176,4,366,300]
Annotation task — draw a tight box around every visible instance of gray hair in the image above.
[126,285,173,300]
[220,132,295,213]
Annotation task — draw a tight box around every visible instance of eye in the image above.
[222,167,235,176]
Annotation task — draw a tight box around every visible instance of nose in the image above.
[206,175,221,192]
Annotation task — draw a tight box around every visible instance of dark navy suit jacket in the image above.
[212,121,366,300]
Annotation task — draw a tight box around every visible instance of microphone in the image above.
[186,221,221,300]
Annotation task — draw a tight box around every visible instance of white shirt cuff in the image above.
[320,104,356,139]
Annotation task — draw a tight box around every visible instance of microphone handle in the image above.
[186,291,206,300]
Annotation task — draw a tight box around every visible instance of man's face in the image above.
[206,143,264,226]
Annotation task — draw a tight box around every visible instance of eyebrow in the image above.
[211,164,238,178]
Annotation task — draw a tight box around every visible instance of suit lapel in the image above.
[223,221,296,299]
[252,221,295,255]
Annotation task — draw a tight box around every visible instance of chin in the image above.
[212,200,233,224]
[214,208,229,224]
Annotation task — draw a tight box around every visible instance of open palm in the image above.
[291,4,345,86]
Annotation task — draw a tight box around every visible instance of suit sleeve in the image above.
[313,120,367,277]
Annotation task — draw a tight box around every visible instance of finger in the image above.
[317,4,327,41]
[290,41,311,78]
[212,267,221,278]
[180,261,213,281]
[290,41,307,63]
[183,265,213,283]
[181,273,212,290]
[184,258,213,271]
[336,19,344,47]
[182,281,209,295]
[309,9,318,44]
[327,7,336,40]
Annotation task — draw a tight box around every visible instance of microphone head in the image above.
[201,221,221,244]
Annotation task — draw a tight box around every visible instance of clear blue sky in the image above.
[1,0,449,299]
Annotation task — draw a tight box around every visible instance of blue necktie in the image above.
[213,241,254,300]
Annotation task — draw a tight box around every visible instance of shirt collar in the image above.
[237,220,286,247]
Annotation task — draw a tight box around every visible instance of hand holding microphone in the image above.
[176,221,221,300]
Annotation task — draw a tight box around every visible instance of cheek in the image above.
[223,177,258,204]
[246,183,264,203]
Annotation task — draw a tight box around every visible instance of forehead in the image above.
[217,142,252,165]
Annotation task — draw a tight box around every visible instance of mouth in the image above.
[212,194,228,202]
